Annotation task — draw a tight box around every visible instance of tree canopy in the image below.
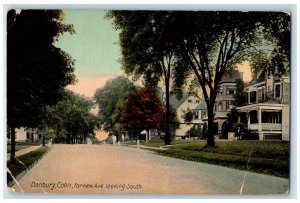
[41,90,99,144]
[124,88,164,135]
[93,76,137,139]
[7,9,76,163]
[107,11,290,147]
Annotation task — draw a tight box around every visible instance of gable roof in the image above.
[195,100,207,110]
[169,92,190,109]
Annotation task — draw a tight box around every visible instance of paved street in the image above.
[10,144,289,195]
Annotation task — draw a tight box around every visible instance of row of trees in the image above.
[41,90,99,144]
[7,10,99,163]
[107,11,290,147]
[93,76,179,142]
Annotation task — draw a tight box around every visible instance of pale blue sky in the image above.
[55,10,122,78]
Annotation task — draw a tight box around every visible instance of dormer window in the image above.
[275,83,281,98]
[249,91,257,103]
[188,99,192,103]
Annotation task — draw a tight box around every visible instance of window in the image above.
[275,84,281,98]
[194,111,199,119]
[262,112,282,124]
[196,100,200,103]
[227,90,235,95]
[249,91,257,103]
[188,99,192,103]
[201,110,207,119]
[194,124,199,130]
[249,110,258,124]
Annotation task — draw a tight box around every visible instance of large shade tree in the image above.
[124,88,164,142]
[7,10,76,163]
[107,11,181,145]
[93,76,137,141]
[108,11,290,147]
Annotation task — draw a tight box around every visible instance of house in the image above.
[169,93,206,140]
[7,127,40,143]
[202,70,242,134]
[236,75,290,140]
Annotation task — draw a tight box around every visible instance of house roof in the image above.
[169,92,190,109]
[195,100,207,110]
[220,70,241,83]
[202,111,228,121]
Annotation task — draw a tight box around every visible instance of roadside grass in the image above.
[143,140,289,178]
[7,146,49,184]
[7,141,41,153]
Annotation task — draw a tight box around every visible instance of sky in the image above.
[55,10,123,98]
[55,10,252,99]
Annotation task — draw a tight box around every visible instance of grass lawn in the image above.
[7,141,41,153]
[141,140,289,178]
[7,146,49,184]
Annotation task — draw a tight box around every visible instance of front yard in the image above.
[137,140,289,178]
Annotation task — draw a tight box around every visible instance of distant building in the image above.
[7,127,40,143]
[236,75,290,140]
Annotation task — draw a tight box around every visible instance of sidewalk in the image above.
[125,143,169,151]
[7,145,42,162]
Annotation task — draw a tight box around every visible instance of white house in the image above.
[7,127,40,143]
[169,93,207,140]
[236,75,290,140]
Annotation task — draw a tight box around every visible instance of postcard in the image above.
[6,8,291,195]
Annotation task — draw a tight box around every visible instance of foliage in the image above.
[42,90,99,143]
[93,76,137,136]
[221,108,239,139]
[185,128,200,138]
[107,11,290,148]
[160,106,180,140]
[106,11,182,145]
[7,9,75,163]
[183,108,194,125]
[124,88,164,135]
[249,52,269,79]
[233,79,247,107]
[7,9,76,129]
[261,12,291,71]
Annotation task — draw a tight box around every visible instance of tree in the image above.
[107,11,180,145]
[183,108,194,125]
[171,11,291,147]
[233,78,247,107]
[124,88,164,142]
[7,10,75,163]
[261,12,291,71]
[42,90,99,144]
[93,76,137,141]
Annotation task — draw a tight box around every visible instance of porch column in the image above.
[258,107,263,140]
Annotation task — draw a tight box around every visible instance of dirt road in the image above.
[10,144,289,195]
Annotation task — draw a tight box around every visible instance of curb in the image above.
[7,147,50,188]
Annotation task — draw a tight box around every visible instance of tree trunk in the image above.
[42,134,45,146]
[146,130,149,143]
[164,79,171,145]
[207,104,215,147]
[31,128,34,143]
[10,126,16,164]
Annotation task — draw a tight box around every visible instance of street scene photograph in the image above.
[6,8,291,195]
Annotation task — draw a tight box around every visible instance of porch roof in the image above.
[236,102,288,113]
